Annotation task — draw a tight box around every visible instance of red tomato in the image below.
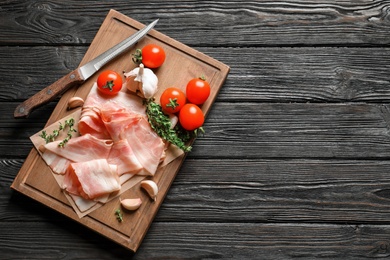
[97,70,123,95]
[186,77,211,105]
[160,87,186,114]
[141,44,166,68]
[179,104,204,131]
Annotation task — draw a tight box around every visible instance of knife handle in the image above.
[14,69,84,118]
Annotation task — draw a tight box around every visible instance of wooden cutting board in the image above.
[11,9,229,252]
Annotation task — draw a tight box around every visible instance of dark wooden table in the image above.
[2,1,390,259]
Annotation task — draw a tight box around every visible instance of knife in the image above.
[14,19,159,118]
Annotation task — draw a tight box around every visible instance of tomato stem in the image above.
[166,98,179,110]
[103,80,115,91]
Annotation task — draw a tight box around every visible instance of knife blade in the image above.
[14,19,159,118]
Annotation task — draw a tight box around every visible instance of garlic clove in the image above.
[169,114,178,129]
[141,180,158,201]
[139,66,158,98]
[68,97,84,110]
[124,70,140,93]
[120,198,142,211]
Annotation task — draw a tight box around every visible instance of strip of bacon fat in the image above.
[108,139,143,175]
[79,83,146,138]
[122,117,165,175]
[82,82,146,113]
[42,151,71,175]
[42,134,113,174]
[64,159,120,200]
[78,107,111,139]
[100,101,144,142]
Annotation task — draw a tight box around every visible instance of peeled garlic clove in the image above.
[68,97,84,110]
[169,114,178,129]
[121,198,142,211]
[141,180,158,201]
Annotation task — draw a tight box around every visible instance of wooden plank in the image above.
[1,221,390,259]
[4,158,390,223]
[164,158,390,223]
[212,47,390,103]
[1,1,390,258]
[0,1,389,46]
[0,46,86,101]
[195,102,390,159]
[3,102,390,159]
[0,102,54,158]
[2,46,390,103]
[10,9,229,252]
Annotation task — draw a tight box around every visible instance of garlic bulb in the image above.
[124,64,158,98]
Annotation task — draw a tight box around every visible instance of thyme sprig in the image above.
[115,209,123,222]
[144,99,194,152]
[39,118,77,147]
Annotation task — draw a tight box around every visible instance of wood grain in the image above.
[1,221,390,259]
[2,0,390,259]
[3,102,390,159]
[4,158,390,224]
[0,1,389,46]
[10,9,229,252]
[2,46,390,103]
[14,69,83,118]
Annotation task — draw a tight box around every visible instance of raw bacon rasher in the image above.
[64,159,120,200]
[107,139,143,175]
[42,133,113,175]
[121,116,165,175]
[40,83,166,205]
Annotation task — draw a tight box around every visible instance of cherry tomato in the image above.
[97,70,123,95]
[186,77,211,105]
[160,87,186,114]
[141,44,166,69]
[179,104,204,131]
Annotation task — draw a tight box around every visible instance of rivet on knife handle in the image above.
[14,69,84,118]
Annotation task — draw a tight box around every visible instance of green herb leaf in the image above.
[115,209,123,222]
[144,99,192,152]
[39,117,77,147]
